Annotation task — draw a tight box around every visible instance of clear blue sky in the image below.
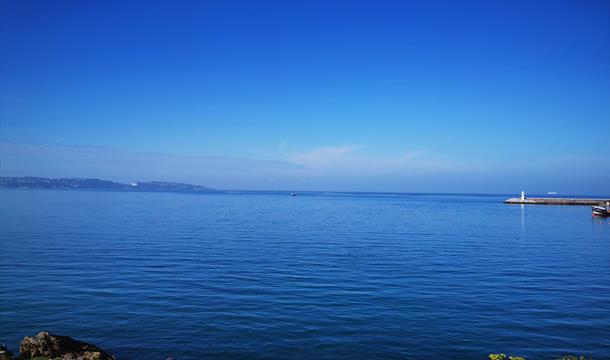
[1,0,609,194]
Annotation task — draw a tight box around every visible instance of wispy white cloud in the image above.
[284,145,449,176]
[286,145,362,168]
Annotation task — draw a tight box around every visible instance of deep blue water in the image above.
[1,189,609,359]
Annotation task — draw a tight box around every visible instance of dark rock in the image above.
[0,344,15,360]
[18,332,115,360]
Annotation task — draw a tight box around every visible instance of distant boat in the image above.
[290,192,296,196]
[592,203,610,217]
[547,191,557,195]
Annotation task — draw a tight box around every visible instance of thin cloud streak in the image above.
[285,145,451,176]
[0,142,302,189]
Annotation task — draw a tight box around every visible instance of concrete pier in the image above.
[504,197,610,205]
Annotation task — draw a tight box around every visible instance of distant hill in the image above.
[0,177,216,194]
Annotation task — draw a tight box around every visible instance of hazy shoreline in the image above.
[2,177,609,199]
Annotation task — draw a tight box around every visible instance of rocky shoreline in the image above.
[1,332,115,360]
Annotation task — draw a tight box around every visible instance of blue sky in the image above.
[1,0,609,194]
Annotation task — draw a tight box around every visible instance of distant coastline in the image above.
[1,177,609,199]
[0,176,216,194]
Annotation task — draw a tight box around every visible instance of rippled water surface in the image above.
[1,189,609,359]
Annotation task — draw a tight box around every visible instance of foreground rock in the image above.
[18,332,115,360]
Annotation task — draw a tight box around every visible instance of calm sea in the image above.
[1,189,609,359]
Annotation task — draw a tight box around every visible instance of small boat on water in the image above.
[592,203,610,217]
[290,192,296,197]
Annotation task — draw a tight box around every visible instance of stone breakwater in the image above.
[504,197,610,205]
[0,332,115,360]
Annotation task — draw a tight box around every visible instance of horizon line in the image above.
[1,176,609,198]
